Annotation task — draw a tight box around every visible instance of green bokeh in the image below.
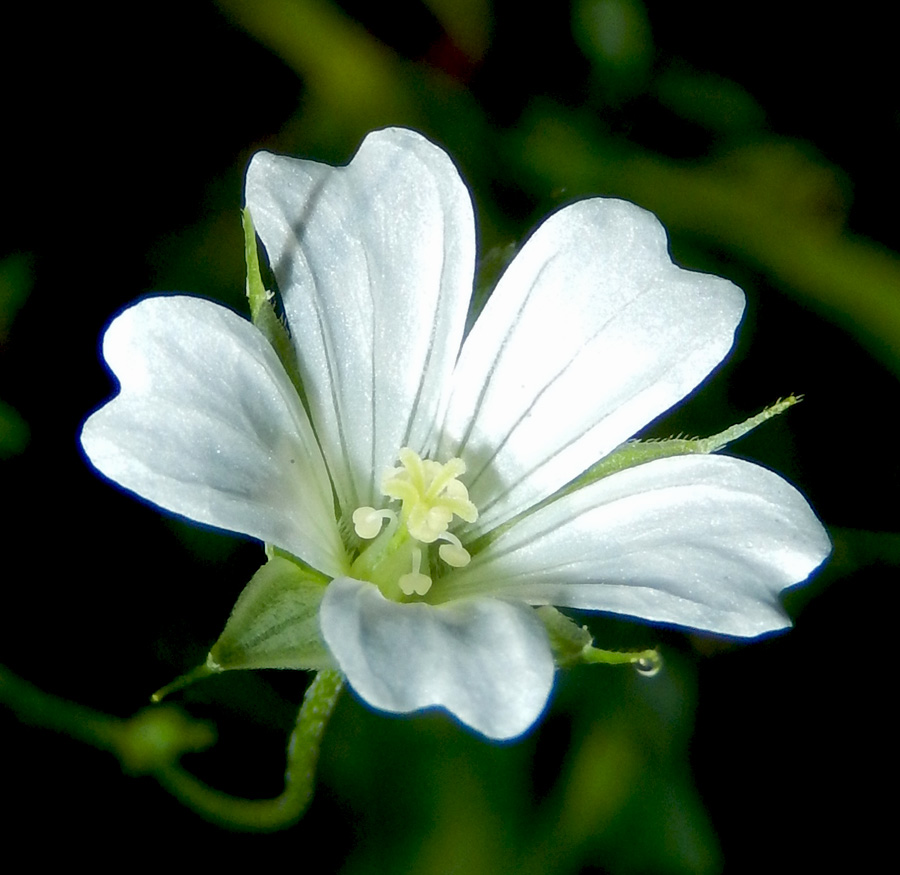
[1,1,892,870]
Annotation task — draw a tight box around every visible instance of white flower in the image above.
[81,128,830,740]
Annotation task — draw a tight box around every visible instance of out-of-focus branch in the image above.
[516,110,900,378]
[1,663,343,832]
[215,0,900,376]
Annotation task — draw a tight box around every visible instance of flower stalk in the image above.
[154,669,343,831]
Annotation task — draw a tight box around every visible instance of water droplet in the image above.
[634,652,662,678]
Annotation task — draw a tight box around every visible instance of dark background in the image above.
[2,1,894,871]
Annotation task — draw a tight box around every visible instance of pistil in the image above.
[350,448,478,599]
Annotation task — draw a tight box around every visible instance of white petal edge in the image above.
[245,128,475,514]
[439,198,745,535]
[320,577,555,740]
[443,454,831,638]
[80,295,347,578]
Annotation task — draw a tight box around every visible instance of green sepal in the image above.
[152,661,219,702]
[242,207,304,395]
[470,397,800,557]
[208,556,334,672]
[536,606,594,667]
[561,395,801,498]
[536,606,661,674]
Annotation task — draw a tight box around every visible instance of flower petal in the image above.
[245,128,475,514]
[320,577,555,740]
[80,296,347,577]
[439,199,745,534]
[444,455,831,638]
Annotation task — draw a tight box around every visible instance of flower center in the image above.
[350,448,478,598]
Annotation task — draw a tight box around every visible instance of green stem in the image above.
[1,662,343,832]
[153,669,344,831]
[0,663,121,751]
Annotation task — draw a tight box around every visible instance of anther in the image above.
[437,532,471,568]
[352,507,395,540]
[398,547,432,596]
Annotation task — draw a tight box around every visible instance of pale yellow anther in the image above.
[352,506,394,540]
[398,547,432,596]
[438,532,471,568]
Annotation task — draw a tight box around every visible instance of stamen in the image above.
[356,449,479,599]
[437,532,471,568]
[352,506,395,540]
[398,547,432,596]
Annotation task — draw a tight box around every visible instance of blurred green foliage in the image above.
[1,0,894,871]
[0,254,32,457]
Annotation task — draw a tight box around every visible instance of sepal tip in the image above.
[151,657,220,703]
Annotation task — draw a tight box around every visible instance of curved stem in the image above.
[1,662,343,832]
[153,669,344,831]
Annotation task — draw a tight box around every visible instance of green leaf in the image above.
[209,556,333,672]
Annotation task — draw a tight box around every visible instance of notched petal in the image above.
[450,455,831,639]
[441,198,745,534]
[246,128,475,512]
[320,577,555,740]
[80,295,347,577]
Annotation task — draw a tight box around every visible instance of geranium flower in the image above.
[81,128,830,740]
